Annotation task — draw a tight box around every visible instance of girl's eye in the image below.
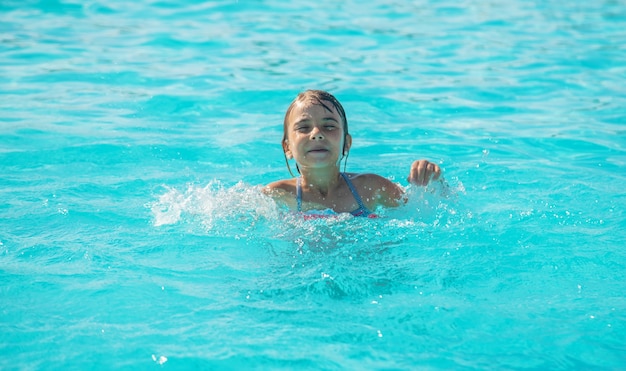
[324,125,336,130]
[296,126,310,132]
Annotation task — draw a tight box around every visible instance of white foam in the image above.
[151,181,280,229]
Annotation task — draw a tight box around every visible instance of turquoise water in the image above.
[2,0,626,369]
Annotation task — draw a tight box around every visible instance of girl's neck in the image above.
[298,167,342,197]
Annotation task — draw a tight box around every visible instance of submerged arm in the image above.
[378,159,445,207]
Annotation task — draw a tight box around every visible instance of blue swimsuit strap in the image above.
[296,177,302,211]
[296,173,372,216]
[339,173,371,216]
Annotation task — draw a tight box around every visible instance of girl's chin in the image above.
[301,153,337,163]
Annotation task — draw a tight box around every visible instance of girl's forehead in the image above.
[289,100,340,120]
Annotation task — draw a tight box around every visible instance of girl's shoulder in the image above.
[263,179,298,209]
[344,172,397,187]
[265,178,295,191]
[344,172,404,207]
[263,179,297,199]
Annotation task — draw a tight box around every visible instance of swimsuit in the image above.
[296,173,377,218]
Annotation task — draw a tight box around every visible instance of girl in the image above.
[265,90,442,217]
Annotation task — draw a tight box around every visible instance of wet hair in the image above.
[282,90,349,176]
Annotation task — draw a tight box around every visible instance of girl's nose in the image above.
[310,127,324,140]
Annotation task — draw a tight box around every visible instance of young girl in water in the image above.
[265,90,442,217]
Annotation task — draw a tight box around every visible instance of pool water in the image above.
[2,0,626,369]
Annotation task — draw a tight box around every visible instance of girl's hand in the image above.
[407,160,441,186]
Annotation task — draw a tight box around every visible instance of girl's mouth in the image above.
[308,147,329,153]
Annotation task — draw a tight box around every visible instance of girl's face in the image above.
[283,101,352,171]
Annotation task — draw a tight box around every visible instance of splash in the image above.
[384,177,466,226]
[151,181,280,230]
[149,177,468,253]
